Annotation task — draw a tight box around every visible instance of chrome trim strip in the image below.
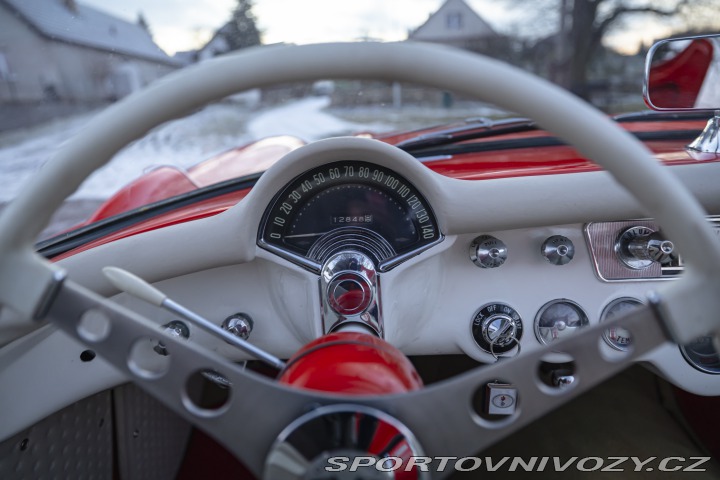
[378,235,445,272]
[258,234,445,274]
[257,240,322,273]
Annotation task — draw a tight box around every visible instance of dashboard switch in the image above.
[222,313,254,340]
[471,303,523,357]
[541,235,575,265]
[470,235,508,268]
[615,226,675,269]
[485,382,517,416]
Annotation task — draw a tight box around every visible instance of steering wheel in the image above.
[1,42,719,479]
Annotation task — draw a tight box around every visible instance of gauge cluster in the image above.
[462,231,632,358]
[436,224,720,395]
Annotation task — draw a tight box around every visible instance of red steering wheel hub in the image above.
[279,332,423,395]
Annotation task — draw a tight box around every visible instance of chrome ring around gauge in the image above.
[534,299,589,346]
[600,297,643,351]
[680,337,720,374]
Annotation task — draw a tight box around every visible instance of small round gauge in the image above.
[681,337,720,374]
[534,299,588,345]
[600,297,642,351]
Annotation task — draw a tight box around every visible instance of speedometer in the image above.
[259,161,441,271]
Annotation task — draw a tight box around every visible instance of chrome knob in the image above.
[541,235,575,265]
[627,233,674,263]
[470,235,508,268]
[153,320,189,356]
[552,373,575,388]
[222,313,254,340]
[615,226,675,269]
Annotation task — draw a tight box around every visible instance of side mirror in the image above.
[644,35,719,110]
[644,34,720,156]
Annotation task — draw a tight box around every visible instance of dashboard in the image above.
[44,136,720,403]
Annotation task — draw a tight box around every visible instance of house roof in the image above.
[1,0,178,65]
[198,22,233,56]
[410,0,497,42]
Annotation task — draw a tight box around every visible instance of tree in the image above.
[566,0,690,98]
[224,0,262,51]
[503,0,714,98]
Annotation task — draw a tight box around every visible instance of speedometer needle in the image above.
[283,232,327,239]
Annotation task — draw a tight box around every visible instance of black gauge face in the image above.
[259,161,441,270]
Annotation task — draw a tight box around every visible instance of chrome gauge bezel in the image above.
[534,299,589,346]
[680,337,720,375]
[599,297,643,352]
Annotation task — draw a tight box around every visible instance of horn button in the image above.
[328,273,373,315]
[321,251,382,336]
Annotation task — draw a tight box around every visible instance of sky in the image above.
[80,0,522,54]
[80,0,674,56]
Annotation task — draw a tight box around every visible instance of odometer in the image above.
[259,161,441,271]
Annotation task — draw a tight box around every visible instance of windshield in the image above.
[0,0,716,242]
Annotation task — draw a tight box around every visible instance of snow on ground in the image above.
[0,114,92,201]
[248,96,385,140]
[0,96,387,202]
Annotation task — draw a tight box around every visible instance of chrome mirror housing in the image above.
[644,34,720,155]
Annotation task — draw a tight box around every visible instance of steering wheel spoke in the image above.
[45,279,316,476]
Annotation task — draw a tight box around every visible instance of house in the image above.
[170,24,237,66]
[197,23,234,62]
[408,0,509,56]
[0,0,180,104]
[175,19,266,65]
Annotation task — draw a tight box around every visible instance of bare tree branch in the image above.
[592,1,689,47]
